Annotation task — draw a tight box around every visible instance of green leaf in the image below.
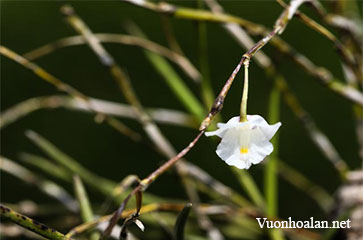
[174,203,192,240]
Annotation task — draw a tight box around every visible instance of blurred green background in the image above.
[1,0,361,239]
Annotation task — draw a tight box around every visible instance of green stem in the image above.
[278,160,333,212]
[24,130,163,205]
[125,23,206,122]
[25,130,117,196]
[0,156,77,212]
[21,153,71,182]
[240,64,249,122]
[232,168,265,209]
[0,204,71,240]
[144,51,206,121]
[73,175,99,240]
[265,85,280,217]
[265,85,284,240]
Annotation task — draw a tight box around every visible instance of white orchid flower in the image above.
[205,115,281,169]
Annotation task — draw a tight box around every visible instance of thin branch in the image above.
[103,131,204,238]
[103,0,318,236]
[123,0,363,106]
[23,33,201,83]
[0,95,197,129]
[200,0,307,131]
[274,76,349,178]
[159,15,184,56]
[205,0,349,178]
[307,0,362,58]
[207,0,342,204]
[183,162,252,207]
[276,0,362,83]
[61,6,224,239]
[67,202,231,238]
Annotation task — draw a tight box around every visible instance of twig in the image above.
[67,202,231,238]
[276,0,362,83]
[23,130,173,205]
[270,37,363,106]
[183,162,252,207]
[23,33,200,83]
[0,204,71,240]
[276,71,349,179]
[307,0,362,62]
[0,95,197,129]
[159,15,184,56]
[200,0,307,130]
[190,2,224,238]
[123,0,363,106]
[103,0,317,236]
[61,6,224,238]
[0,46,142,142]
[103,131,204,238]
[205,0,349,178]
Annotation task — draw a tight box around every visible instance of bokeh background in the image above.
[1,0,361,239]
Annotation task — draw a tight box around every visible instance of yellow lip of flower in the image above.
[240,148,249,154]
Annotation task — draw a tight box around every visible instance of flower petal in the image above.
[216,116,243,130]
[260,122,281,140]
[249,141,273,164]
[215,129,239,161]
[251,126,267,142]
[206,116,247,138]
[204,128,228,138]
[247,115,269,127]
[225,154,251,169]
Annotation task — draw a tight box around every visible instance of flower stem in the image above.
[240,63,249,122]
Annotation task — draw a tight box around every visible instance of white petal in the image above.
[249,141,273,164]
[248,115,281,140]
[215,129,239,161]
[251,126,268,142]
[260,122,281,140]
[247,115,269,127]
[206,116,247,138]
[205,128,228,138]
[225,154,251,169]
[216,117,244,130]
